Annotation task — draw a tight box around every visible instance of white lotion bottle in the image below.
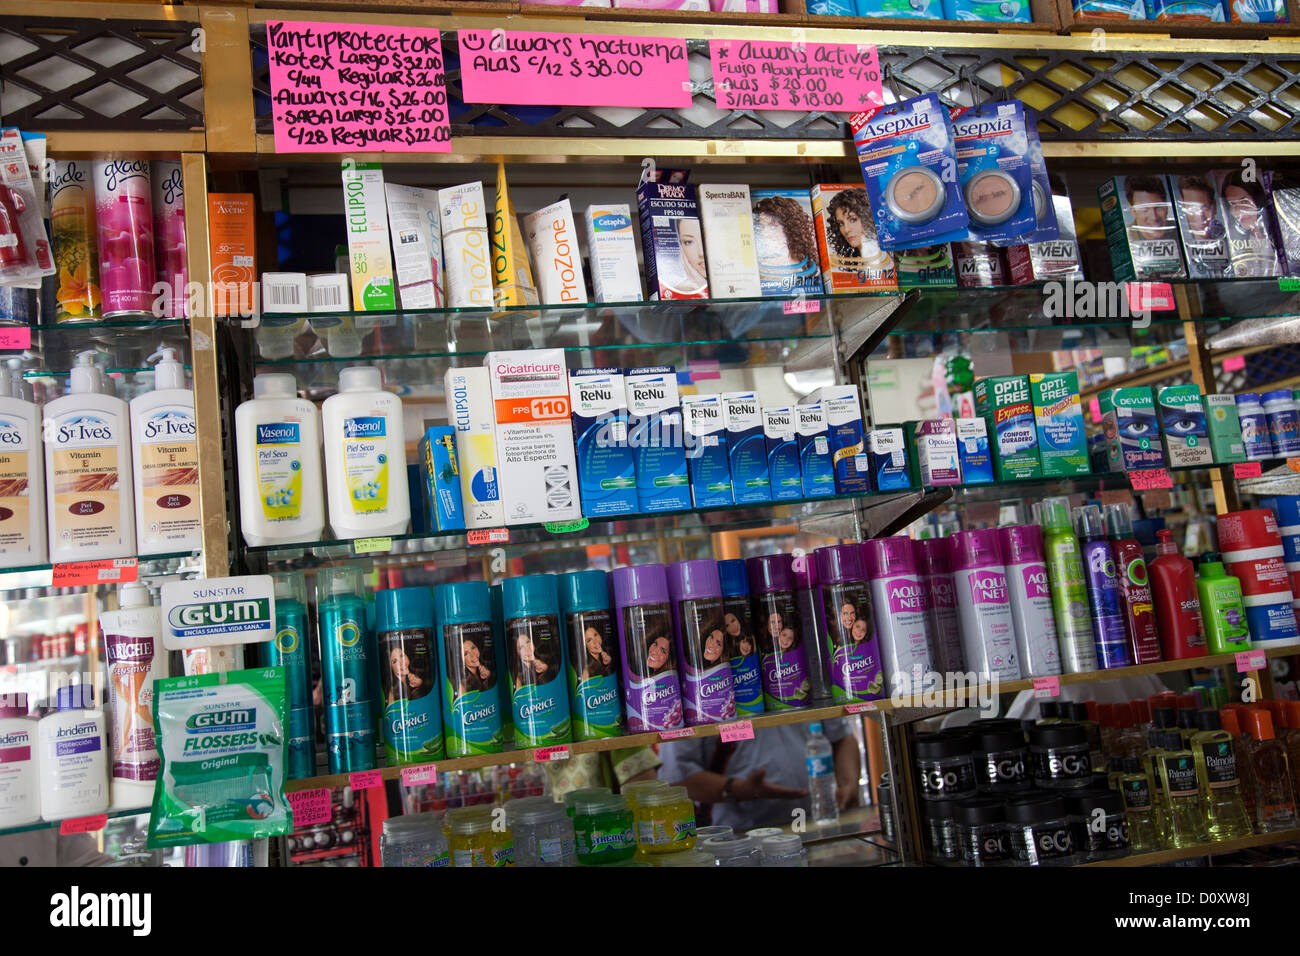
[44,350,135,562]
[234,373,324,547]
[39,684,109,821]
[0,693,40,827]
[130,347,201,556]
[322,365,410,539]
[100,581,167,810]
[0,363,47,568]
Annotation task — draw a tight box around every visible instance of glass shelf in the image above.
[13,319,190,382]
[0,806,149,840]
[0,550,201,596]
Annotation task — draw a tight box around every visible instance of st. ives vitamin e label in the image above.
[49,411,126,551]
[137,405,199,549]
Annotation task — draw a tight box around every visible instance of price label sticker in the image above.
[844,701,878,713]
[349,770,383,791]
[400,764,438,787]
[59,814,108,835]
[353,537,392,555]
[52,558,139,587]
[1279,276,1300,292]
[1221,354,1247,373]
[533,745,570,762]
[1289,458,1300,474]
[1235,651,1267,671]
[719,720,755,742]
[1089,397,1102,424]
[1129,467,1174,490]
[1033,676,1060,699]
[0,326,31,350]
[1234,461,1263,479]
[286,788,332,826]
[1125,281,1176,314]
[467,528,509,545]
[544,518,590,534]
[783,298,821,314]
[659,727,696,740]
[710,39,882,112]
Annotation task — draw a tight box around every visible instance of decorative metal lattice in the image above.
[0,16,203,131]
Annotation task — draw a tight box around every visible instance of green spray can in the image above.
[316,565,377,773]
[1036,496,1099,674]
[266,572,315,779]
[435,581,503,757]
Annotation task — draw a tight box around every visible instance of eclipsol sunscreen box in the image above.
[444,366,504,529]
[974,375,1043,481]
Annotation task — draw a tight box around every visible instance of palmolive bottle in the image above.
[1149,530,1207,660]
[1105,504,1162,665]
[1035,497,1097,674]
[1074,505,1131,669]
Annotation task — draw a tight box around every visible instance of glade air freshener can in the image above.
[49,159,101,323]
[93,159,155,318]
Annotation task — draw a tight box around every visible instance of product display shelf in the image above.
[0,551,202,596]
[0,806,149,841]
[1077,345,1272,401]
[18,319,191,383]
[1056,0,1300,38]
[1081,828,1300,868]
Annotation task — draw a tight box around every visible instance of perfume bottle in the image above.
[1118,756,1162,852]
[1243,709,1299,833]
[1190,710,1253,841]
[1282,702,1300,799]
[1219,707,1258,822]
[1157,731,1208,848]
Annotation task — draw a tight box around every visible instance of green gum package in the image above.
[148,667,293,848]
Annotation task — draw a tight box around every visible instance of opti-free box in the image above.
[568,367,637,518]
[868,426,912,491]
[955,417,993,484]
[1099,386,1164,472]
[722,391,772,504]
[915,419,962,487]
[1206,393,1247,463]
[341,163,396,311]
[585,203,642,303]
[682,394,733,507]
[698,184,762,299]
[802,385,869,495]
[626,367,691,512]
[1030,371,1090,477]
[486,349,581,525]
[974,375,1043,481]
[795,404,836,499]
[1157,384,1213,468]
[763,407,803,501]
[417,426,466,532]
[444,366,504,528]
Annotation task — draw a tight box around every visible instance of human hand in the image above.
[735,767,807,802]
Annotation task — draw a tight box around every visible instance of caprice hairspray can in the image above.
[666,560,736,725]
[718,559,764,717]
[792,555,834,705]
[49,159,101,323]
[998,525,1063,678]
[746,553,812,711]
[559,570,623,741]
[612,565,683,731]
[92,159,155,318]
[863,536,933,696]
[434,581,504,757]
[914,538,965,674]
[814,543,885,701]
[950,528,1022,682]
[501,574,572,748]
[151,160,187,318]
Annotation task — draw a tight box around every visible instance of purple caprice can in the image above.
[863,536,934,696]
[666,560,736,726]
[814,544,885,701]
[914,538,966,675]
[745,553,811,711]
[612,565,683,732]
[792,555,834,705]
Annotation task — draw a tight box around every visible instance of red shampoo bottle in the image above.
[1148,529,1206,660]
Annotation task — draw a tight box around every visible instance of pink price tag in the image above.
[1033,676,1060,699]
[51,558,138,587]
[1089,397,1102,425]
[59,814,108,835]
[1125,281,1176,314]
[533,745,570,762]
[349,770,383,791]
[400,764,438,787]
[266,21,451,153]
[1221,354,1247,373]
[1235,461,1263,479]
[719,720,754,742]
[466,528,509,545]
[783,298,821,314]
[287,788,332,826]
[709,39,882,113]
[844,701,878,713]
[458,30,692,108]
[659,727,696,740]
[0,326,31,350]
[1129,467,1174,490]
[1235,651,1267,671]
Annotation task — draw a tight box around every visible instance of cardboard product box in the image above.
[682,394,733,508]
[915,419,962,487]
[524,197,588,305]
[974,375,1042,481]
[1209,168,1284,278]
[763,407,803,501]
[722,391,772,504]
[585,203,642,303]
[444,366,505,528]
[955,417,993,484]
[1169,173,1232,280]
[1156,384,1213,468]
[417,426,466,532]
[1029,371,1090,477]
[1006,175,1085,284]
[439,182,494,307]
[752,189,825,298]
[569,367,637,518]
[626,366,691,512]
[208,192,257,318]
[1099,386,1165,472]
[1206,393,1247,464]
[867,426,913,492]
[809,184,898,294]
[636,176,708,300]
[698,184,762,299]
[895,244,956,288]
[1097,175,1187,281]
[801,385,870,495]
[794,403,836,499]
[341,164,396,311]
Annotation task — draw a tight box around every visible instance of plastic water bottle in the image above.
[806,723,839,825]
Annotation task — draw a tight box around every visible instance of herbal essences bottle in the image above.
[1243,708,1299,832]
[635,784,697,855]
[1190,709,1253,841]
[1195,555,1251,655]
[1104,503,1162,665]
[1156,731,1208,848]
[1149,530,1207,660]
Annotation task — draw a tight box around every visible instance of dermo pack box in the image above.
[1029,371,1090,477]
[722,391,772,504]
[568,368,637,518]
[682,394,733,508]
[626,367,691,513]
[1099,386,1164,472]
[1206,393,1247,464]
[1157,384,1213,468]
[974,375,1042,481]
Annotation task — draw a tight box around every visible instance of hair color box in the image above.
[810,184,898,293]
[1097,175,1187,281]
[1209,168,1283,278]
[752,189,824,297]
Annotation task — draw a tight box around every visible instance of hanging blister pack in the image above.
[148,667,292,848]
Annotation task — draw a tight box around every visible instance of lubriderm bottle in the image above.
[0,693,39,827]
[0,363,46,568]
[1190,709,1253,841]
[130,347,201,555]
[38,683,108,821]
[322,365,410,538]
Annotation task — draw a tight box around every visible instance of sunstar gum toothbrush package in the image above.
[849,95,970,251]
[951,102,1037,245]
[148,667,291,848]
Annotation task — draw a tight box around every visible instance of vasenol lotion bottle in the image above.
[130,346,201,555]
[950,528,1022,683]
[863,536,934,698]
[100,580,167,809]
[1075,504,1133,669]
[0,693,39,827]
[998,524,1062,678]
[1035,496,1098,674]
[267,571,316,778]
[502,575,573,748]
[322,365,410,538]
[44,350,135,562]
[0,364,45,568]
[235,373,324,547]
[434,581,504,757]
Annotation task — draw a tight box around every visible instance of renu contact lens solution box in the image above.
[955,417,993,484]
[626,367,691,513]
[802,385,870,495]
[682,394,733,507]
[1030,371,1090,477]
[568,367,637,518]
[1099,386,1165,472]
[444,366,504,529]
[974,374,1042,481]
[723,392,771,504]
[795,403,835,499]
[486,349,581,525]
[763,407,803,501]
[1206,394,1247,464]
[868,426,912,491]
[1157,384,1213,468]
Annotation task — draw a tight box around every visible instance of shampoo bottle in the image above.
[1036,497,1097,674]
[131,347,201,555]
[1074,505,1131,669]
[44,350,135,562]
[322,365,410,538]
[1195,555,1252,655]
[100,580,167,809]
[0,363,46,568]
[235,373,325,547]
[1149,530,1207,660]
[1104,503,1162,665]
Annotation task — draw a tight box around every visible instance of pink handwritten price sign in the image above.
[1234,461,1262,479]
[400,764,438,787]
[1130,467,1174,490]
[0,326,30,350]
[709,39,882,113]
[52,558,138,587]
[60,814,108,835]
[349,769,383,791]
[266,20,450,153]
[659,727,696,740]
[1033,676,1060,699]
[1235,651,1267,671]
[1221,354,1247,373]
[533,744,570,762]
[287,788,332,826]
[458,30,692,108]
[783,298,821,315]
[719,720,755,742]
[467,528,509,545]
[1089,397,1102,424]
[1125,281,1176,314]
[844,701,878,714]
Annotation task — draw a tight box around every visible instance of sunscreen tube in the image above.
[524,197,587,305]
[444,367,504,528]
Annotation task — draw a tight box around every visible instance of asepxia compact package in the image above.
[1098,175,1188,281]
[752,189,825,297]
[1157,384,1214,468]
[974,374,1042,481]
[698,184,762,299]
[955,417,993,484]
[914,419,961,487]
[148,667,292,848]
[868,426,913,491]
[626,367,691,512]
[763,407,803,501]
[1018,115,1061,244]
[951,101,1037,245]
[795,403,836,498]
[417,426,466,532]
[682,394,732,507]
[802,385,870,494]
[1206,394,1248,463]
[568,367,638,518]
[1209,168,1283,278]
[722,391,772,504]
[1099,386,1165,472]
[1030,371,1090,477]
[1171,173,1232,279]
[810,184,898,293]
[636,170,709,300]
[850,95,970,251]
